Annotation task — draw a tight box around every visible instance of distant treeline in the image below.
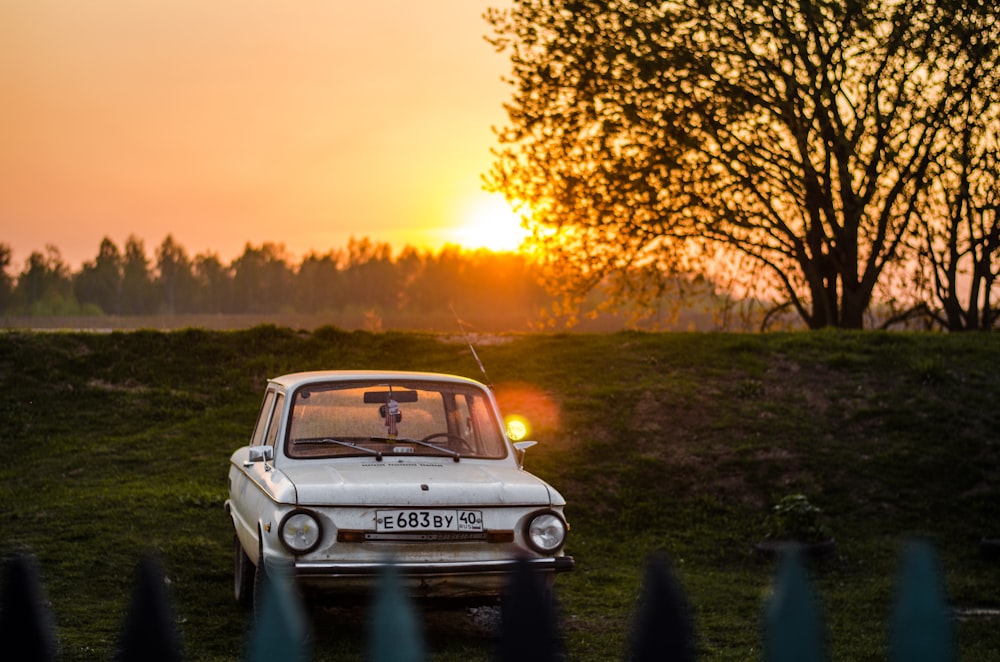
[0,236,556,326]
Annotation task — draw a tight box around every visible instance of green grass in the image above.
[2,327,1000,660]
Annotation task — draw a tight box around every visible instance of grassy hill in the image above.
[1,327,998,659]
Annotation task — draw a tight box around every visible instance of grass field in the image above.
[1,327,999,659]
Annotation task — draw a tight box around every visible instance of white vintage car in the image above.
[225,370,573,607]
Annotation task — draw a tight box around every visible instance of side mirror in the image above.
[513,440,537,469]
[247,445,274,465]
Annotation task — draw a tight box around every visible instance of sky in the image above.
[0,1,523,270]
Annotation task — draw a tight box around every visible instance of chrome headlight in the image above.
[279,509,322,554]
[525,511,567,554]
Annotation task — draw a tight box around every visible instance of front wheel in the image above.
[234,535,255,607]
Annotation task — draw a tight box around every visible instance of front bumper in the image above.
[290,555,574,600]
[294,555,574,577]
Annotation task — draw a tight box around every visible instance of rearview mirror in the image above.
[364,390,419,404]
[248,445,273,463]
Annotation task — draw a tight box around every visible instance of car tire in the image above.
[234,535,256,607]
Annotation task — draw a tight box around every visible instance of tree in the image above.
[0,243,14,314]
[192,252,232,314]
[14,245,75,314]
[911,12,1000,331]
[231,243,294,313]
[402,246,465,314]
[340,238,399,310]
[486,0,1000,328]
[296,250,345,313]
[155,235,198,314]
[917,131,1000,331]
[409,246,548,316]
[75,237,123,315]
[121,236,155,315]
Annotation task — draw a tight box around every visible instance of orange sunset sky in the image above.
[0,1,523,270]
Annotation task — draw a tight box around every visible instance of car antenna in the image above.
[450,303,493,390]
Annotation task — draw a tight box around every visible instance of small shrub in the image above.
[763,494,833,543]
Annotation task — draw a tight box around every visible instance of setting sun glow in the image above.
[450,193,530,253]
[0,2,516,269]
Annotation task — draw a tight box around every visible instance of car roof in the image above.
[268,370,487,391]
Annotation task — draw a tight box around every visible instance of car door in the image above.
[232,389,287,562]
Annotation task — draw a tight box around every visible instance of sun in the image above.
[450,193,530,253]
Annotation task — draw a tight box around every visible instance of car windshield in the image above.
[284,379,508,460]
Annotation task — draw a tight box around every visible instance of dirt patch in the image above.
[86,378,147,392]
[436,334,516,346]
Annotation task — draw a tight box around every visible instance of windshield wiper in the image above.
[369,437,461,462]
[297,438,383,461]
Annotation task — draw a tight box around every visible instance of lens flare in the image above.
[505,416,529,441]
[493,382,560,440]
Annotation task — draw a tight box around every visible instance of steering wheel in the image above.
[420,432,467,446]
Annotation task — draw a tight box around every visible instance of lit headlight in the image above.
[279,510,322,554]
[525,511,567,554]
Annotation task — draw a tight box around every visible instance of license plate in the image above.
[376,509,483,532]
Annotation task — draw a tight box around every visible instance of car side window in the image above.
[250,390,276,446]
[460,393,507,457]
[264,394,285,449]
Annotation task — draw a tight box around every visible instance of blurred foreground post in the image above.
[368,562,425,662]
[0,553,57,661]
[763,547,827,662]
[0,543,968,659]
[498,559,560,662]
[247,560,310,662]
[628,552,695,661]
[115,554,183,662]
[889,540,954,662]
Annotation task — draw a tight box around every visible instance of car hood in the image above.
[279,461,558,507]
